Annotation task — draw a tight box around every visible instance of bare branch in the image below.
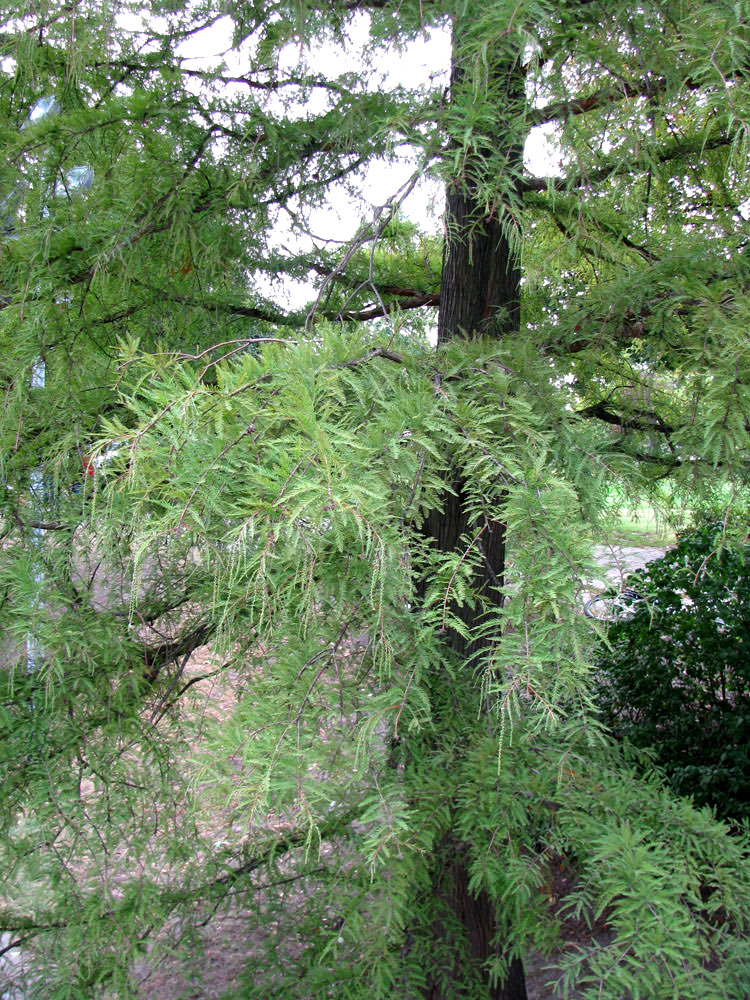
[335,346,404,368]
[306,167,425,329]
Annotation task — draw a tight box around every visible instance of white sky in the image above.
[2,10,564,320]
[176,16,447,231]
[107,10,562,321]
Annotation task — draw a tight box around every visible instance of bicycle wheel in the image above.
[584,588,643,622]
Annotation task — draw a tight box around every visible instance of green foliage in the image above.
[2,1,750,998]
[551,746,750,1000]
[596,522,750,820]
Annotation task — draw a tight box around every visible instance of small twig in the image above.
[178,337,299,363]
[175,425,254,530]
[441,525,487,633]
[336,347,403,369]
[393,665,417,739]
[401,447,426,527]
[0,931,37,957]
[149,648,200,725]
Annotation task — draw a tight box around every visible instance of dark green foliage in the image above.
[596,522,750,820]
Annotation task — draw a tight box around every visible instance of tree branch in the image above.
[211,807,360,890]
[577,400,674,435]
[529,73,703,128]
[143,622,214,682]
[335,347,404,368]
[522,131,736,194]
[98,61,357,95]
[337,292,440,322]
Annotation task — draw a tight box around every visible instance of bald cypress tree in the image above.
[2,2,750,997]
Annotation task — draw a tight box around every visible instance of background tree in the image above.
[2,1,750,998]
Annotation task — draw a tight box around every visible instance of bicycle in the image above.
[583,587,645,623]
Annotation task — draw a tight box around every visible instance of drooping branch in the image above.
[577,400,674,435]
[2,125,381,322]
[529,73,701,128]
[522,130,737,194]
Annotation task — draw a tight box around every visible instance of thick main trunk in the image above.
[419,33,527,1000]
[424,841,527,1000]
[437,188,521,345]
[421,480,506,657]
[437,48,523,347]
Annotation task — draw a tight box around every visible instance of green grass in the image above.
[608,505,677,547]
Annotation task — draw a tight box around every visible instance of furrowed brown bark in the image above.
[423,841,527,1000]
[419,33,527,1000]
[437,180,520,346]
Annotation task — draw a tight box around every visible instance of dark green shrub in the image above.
[595,521,750,821]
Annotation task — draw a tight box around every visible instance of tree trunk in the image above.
[437,172,521,346]
[420,31,527,1000]
[451,863,527,1000]
[423,838,527,1000]
[437,46,523,347]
